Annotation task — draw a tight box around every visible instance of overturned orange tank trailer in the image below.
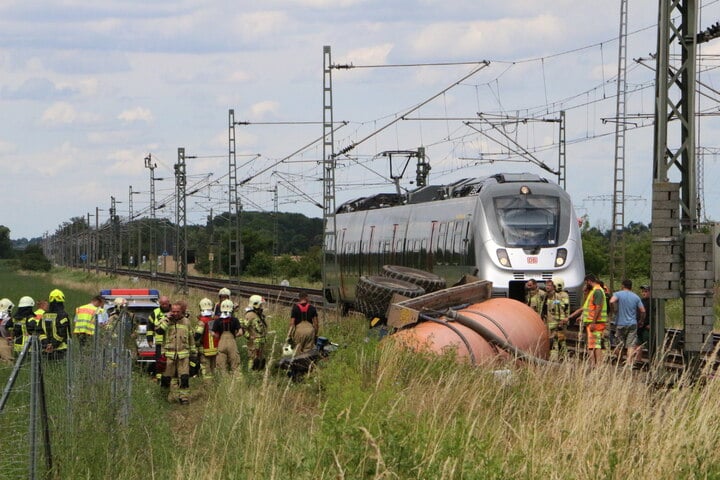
[387,281,550,365]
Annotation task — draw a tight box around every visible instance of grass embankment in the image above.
[3,263,720,478]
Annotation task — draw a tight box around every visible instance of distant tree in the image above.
[20,244,51,271]
[245,251,273,276]
[581,226,609,276]
[297,246,322,282]
[623,227,651,278]
[276,254,301,279]
[0,225,13,259]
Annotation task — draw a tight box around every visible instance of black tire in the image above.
[381,265,447,293]
[355,275,426,319]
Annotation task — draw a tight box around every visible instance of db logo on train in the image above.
[526,257,538,264]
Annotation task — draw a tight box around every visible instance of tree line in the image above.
[1,217,652,281]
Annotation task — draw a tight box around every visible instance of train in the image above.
[324,172,586,312]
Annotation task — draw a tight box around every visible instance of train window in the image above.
[493,195,560,248]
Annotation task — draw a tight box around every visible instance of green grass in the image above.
[4,263,720,478]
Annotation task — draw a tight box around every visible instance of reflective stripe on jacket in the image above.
[74,303,98,335]
[149,307,165,344]
[42,312,70,351]
[582,285,607,324]
[160,317,192,359]
[196,315,218,356]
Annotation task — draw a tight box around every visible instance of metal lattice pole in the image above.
[175,148,188,294]
[145,154,157,276]
[228,109,243,281]
[322,45,337,309]
[651,0,712,363]
[610,0,629,291]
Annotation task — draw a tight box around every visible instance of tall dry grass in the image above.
[171,337,720,479]
[13,266,720,479]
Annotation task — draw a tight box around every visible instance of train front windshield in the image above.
[493,195,560,247]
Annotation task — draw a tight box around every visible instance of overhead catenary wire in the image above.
[334,61,490,157]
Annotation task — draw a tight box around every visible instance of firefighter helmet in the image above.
[199,298,213,311]
[113,297,127,308]
[18,296,35,308]
[248,295,264,309]
[552,277,565,292]
[218,287,231,297]
[0,298,13,312]
[49,289,65,303]
[220,299,234,313]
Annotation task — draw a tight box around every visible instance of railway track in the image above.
[563,325,720,373]
[99,267,324,308]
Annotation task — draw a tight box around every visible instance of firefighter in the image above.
[7,296,38,354]
[212,299,242,373]
[214,287,233,317]
[195,298,218,379]
[34,300,49,319]
[105,298,134,348]
[73,294,104,347]
[543,277,570,361]
[0,298,14,363]
[157,302,193,405]
[525,278,546,316]
[41,289,71,360]
[147,295,171,379]
[242,295,268,371]
[288,291,319,355]
[583,274,608,367]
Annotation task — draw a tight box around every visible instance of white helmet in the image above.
[18,296,35,308]
[248,295,264,309]
[218,287,231,297]
[282,343,295,357]
[199,298,213,311]
[0,298,13,313]
[220,299,234,314]
[113,297,127,308]
[552,277,565,292]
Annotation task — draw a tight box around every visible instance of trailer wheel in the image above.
[355,275,426,319]
[381,265,447,293]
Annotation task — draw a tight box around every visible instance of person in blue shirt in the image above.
[609,279,646,367]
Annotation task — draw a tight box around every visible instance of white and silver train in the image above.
[324,172,585,310]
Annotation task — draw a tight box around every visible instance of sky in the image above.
[3,0,720,239]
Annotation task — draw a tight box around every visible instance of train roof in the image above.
[336,173,553,213]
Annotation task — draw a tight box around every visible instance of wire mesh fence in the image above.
[0,311,135,479]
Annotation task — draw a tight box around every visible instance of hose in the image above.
[444,309,553,366]
[417,313,478,365]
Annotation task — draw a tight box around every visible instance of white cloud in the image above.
[118,106,153,123]
[228,70,252,82]
[40,102,80,124]
[248,100,280,119]
[337,43,393,66]
[0,139,16,154]
[107,149,148,175]
[35,142,82,176]
[235,11,289,38]
[286,0,366,7]
[411,15,564,58]
[211,128,257,149]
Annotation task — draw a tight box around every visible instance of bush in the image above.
[297,246,322,282]
[19,244,51,272]
[245,251,273,276]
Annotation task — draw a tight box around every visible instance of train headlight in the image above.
[520,185,531,195]
[555,248,567,267]
[496,248,512,267]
